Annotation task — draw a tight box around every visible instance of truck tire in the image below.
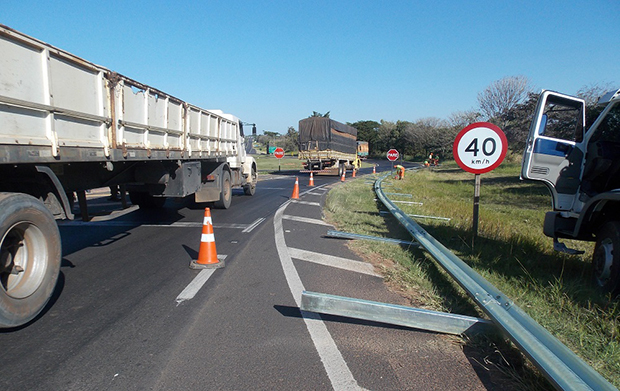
[214,170,232,209]
[592,221,620,295]
[129,191,166,209]
[0,193,61,328]
[243,167,257,196]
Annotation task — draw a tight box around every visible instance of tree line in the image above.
[256,77,614,160]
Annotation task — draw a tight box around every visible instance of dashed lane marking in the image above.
[282,215,332,226]
[175,255,228,305]
[288,247,382,277]
[290,200,321,206]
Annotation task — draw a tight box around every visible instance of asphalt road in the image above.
[0,161,509,390]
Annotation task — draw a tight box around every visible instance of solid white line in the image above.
[282,215,332,226]
[242,217,265,233]
[288,248,381,277]
[175,255,227,304]
[274,202,361,390]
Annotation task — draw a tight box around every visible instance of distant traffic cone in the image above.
[373,165,376,174]
[291,177,300,199]
[309,171,314,186]
[340,171,345,182]
[190,208,224,269]
[352,169,356,178]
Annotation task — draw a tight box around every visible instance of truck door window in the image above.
[540,96,584,142]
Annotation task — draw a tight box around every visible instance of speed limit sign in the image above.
[453,122,507,174]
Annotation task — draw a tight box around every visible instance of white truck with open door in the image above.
[521,88,620,295]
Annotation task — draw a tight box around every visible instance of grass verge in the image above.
[324,161,620,389]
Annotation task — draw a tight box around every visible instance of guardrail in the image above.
[373,172,616,391]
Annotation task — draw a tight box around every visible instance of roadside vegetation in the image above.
[324,160,619,389]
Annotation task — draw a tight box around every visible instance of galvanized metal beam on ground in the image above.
[325,230,419,247]
[379,210,451,221]
[373,173,616,391]
[301,291,494,336]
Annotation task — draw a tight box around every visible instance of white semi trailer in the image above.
[0,25,257,327]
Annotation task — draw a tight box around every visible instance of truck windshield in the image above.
[540,95,584,142]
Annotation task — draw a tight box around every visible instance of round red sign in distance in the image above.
[274,147,285,159]
[387,149,399,161]
[453,122,507,174]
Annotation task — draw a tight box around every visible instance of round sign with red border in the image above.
[273,147,285,159]
[386,149,399,161]
[453,122,507,174]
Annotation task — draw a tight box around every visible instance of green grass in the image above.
[324,161,620,389]
[253,154,374,173]
[253,154,304,172]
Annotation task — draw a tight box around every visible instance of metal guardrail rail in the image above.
[373,173,616,391]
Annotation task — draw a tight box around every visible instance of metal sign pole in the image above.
[472,174,481,247]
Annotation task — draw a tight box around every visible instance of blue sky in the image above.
[3,1,619,134]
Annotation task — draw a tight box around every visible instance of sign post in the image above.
[274,147,285,172]
[453,122,507,246]
[387,149,399,175]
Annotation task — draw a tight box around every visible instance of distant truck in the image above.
[357,141,369,159]
[298,117,358,175]
[0,25,257,327]
[521,88,620,295]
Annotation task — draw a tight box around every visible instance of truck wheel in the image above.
[592,221,620,295]
[214,170,232,209]
[243,168,257,196]
[0,193,61,328]
[129,192,166,209]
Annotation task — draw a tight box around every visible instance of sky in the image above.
[3,0,619,134]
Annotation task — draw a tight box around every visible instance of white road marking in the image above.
[58,221,250,229]
[282,215,332,226]
[175,255,227,304]
[242,218,265,233]
[288,247,382,277]
[290,200,321,206]
[274,200,361,390]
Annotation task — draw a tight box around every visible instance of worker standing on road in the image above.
[394,165,405,180]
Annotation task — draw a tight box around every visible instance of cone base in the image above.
[189,259,225,269]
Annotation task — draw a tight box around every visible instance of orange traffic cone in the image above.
[190,208,224,269]
[291,177,300,199]
[352,169,356,178]
[309,171,314,186]
[373,165,376,174]
[340,171,345,182]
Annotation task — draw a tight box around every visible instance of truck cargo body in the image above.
[298,117,358,174]
[357,141,369,159]
[0,25,257,327]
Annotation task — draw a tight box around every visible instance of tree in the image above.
[477,76,532,124]
[283,126,299,152]
[349,120,380,156]
[309,111,330,118]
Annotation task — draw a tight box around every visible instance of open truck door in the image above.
[521,91,586,211]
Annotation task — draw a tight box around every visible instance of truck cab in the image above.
[521,88,620,294]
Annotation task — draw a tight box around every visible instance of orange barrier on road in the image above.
[291,177,300,199]
[190,208,224,269]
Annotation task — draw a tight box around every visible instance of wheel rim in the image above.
[593,238,614,286]
[0,221,48,299]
